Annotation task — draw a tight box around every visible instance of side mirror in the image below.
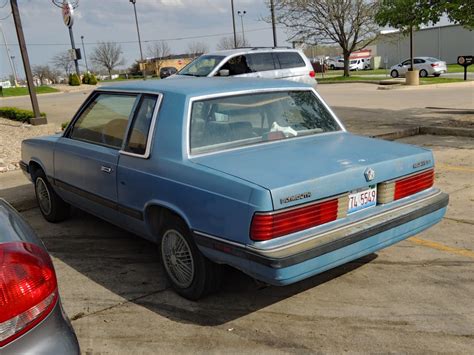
[218,69,230,77]
[399,64,402,67]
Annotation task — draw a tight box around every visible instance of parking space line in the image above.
[436,164,474,173]
[409,237,474,259]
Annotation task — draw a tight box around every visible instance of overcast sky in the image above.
[0,0,291,79]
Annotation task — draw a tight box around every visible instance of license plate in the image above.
[348,186,377,214]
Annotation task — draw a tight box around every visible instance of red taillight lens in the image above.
[0,242,58,347]
[309,70,316,78]
[394,169,434,201]
[431,63,439,67]
[250,199,338,241]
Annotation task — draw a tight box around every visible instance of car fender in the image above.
[143,199,192,232]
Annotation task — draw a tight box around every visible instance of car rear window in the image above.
[189,90,341,155]
[275,52,306,69]
[247,53,276,72]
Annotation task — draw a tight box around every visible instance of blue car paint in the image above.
[21,78,447,287]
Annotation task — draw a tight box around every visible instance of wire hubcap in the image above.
[161,229,195,288]
[36,177,52,215]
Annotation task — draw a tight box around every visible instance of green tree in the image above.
[436,0,474,28]
[375,0,442,71]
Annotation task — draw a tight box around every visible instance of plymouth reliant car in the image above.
[21,78,448,300]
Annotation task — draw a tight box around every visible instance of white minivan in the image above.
[174,48,317,86]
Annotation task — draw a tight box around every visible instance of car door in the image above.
[414,58,426,71]
[54,92,139,219]
[215,55,252,77]
[273,52,307,82]
[246,52,277,79]
[399,59,411,75]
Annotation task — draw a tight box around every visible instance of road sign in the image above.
[62,1,74,28]
[457,55,473,81]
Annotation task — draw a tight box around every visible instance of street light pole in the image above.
[237,10,246,46]
[80,35,89,72]
[270,0,277,47]
[129,0,145,78]
[11,56,19,85]
[231,0,237,48]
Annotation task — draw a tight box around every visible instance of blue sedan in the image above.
[21,78,448,300]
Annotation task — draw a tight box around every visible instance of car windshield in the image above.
[189,90,341,155]
[178,55,225,77]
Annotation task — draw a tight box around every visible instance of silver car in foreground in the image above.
[174,47,317,86]
[390,57,448,78]
[0,199,80,354]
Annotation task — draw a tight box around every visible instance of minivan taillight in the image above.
[0,242,58,347]
[309,70,316,78]
[250,198,340,241]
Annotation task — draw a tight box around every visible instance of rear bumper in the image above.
[195,190,448,285]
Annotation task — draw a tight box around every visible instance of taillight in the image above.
[250,197,344,241]
[0,242,58,347]
[309,70,316,78]
[377,169,434,204]
[431,63,439,67]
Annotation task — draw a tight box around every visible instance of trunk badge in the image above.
[364,168,375,182]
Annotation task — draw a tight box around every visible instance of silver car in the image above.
[175,47,317,86]
[390,57,448,78]
[0,199,80,354]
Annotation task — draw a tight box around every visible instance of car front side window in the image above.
[69,93,137,149]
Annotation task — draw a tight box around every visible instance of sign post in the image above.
[457,56,473,81]
[62,1,81,77]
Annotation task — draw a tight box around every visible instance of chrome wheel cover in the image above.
[161,229,195,288]
[36,177,52,215]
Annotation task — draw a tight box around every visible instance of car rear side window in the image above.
[247,53,276,72]
[275,52,305,69]
[70,93,137,149]
[190,90,341,155]
[124,95,158,155]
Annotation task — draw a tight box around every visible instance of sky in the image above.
[0,0,290,79]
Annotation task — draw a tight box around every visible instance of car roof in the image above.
[99,77,312,97]
[204,47,301,57]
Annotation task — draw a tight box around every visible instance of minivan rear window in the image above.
[276,52,305,69]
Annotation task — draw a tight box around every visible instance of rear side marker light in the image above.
[309,70,316,78]
[0,242,58,347]
[250,195,347,241]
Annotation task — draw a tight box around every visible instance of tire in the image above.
[159,215,222,300]
[330,64,335,70]
[33,169,70,222]
[419,69,428,78]
[390,70,399,78]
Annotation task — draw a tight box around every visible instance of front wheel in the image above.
[390,69,399,78]
[159,215,221,300]
[33,169,70,222]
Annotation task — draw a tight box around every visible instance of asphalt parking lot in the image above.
[17,134,473,354]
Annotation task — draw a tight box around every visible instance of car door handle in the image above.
[100,166,112,174]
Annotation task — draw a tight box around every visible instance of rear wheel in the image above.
[433,73,441,77]
[159,215,221,300]
[419,69,428,77]
[330,64,335,70]
[33,169,70,222]
[390,69,399,78]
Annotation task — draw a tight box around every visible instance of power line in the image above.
[0,26,281,46]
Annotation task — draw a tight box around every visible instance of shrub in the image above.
[82,72,90,84]
[0,106,46,123]
[69,73,81,86]
[61,121,70,130]
[88,74,98,85]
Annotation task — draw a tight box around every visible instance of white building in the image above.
[374,24,474,66]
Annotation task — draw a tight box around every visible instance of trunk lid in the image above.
[192,132,434,210]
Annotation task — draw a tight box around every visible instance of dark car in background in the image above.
[0,199,80,354]
[159,66,178,79]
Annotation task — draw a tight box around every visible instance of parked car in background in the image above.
[327,57,345,70]
[390,57,447,78]
[174,47,316,86]
[0,199,80,354]
[349,59,365,71]
[21,78,448,300]
[159,66,177,79]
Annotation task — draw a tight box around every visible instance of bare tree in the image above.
[216,35,249,50]
[32,65,60,85]
[90,42,125,79]
[269,0,378,76]
[187,41,209,58]
[147,41,171,72]
[51,51,73,75]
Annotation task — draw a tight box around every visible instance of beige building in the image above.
[139,54,197,75]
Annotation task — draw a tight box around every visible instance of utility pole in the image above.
[69,26,80,76]
[81,35,89,72]
[270,0,277,47]
[231,0,237,48]
[0,22,18,86]
[10,0,45,125]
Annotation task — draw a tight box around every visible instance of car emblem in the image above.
[364,168,375,182]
